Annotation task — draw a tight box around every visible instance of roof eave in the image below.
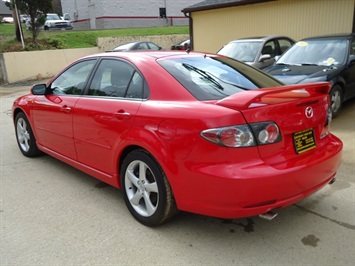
[182,0,276,14]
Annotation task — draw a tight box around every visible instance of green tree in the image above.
[51,0,62,16]
[6,0,52,44]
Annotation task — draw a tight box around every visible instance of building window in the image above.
[159,8,166,18]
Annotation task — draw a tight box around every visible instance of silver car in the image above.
[217,36,295,69]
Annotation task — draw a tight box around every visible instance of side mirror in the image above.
[31,84,47,95]
[63,13,71,21]
[259,54,271,62]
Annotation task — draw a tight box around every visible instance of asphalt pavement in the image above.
[1,84,354,265]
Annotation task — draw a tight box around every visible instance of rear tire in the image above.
[329,85,343,118]
[120,149,177,226]
[15,112,42,157]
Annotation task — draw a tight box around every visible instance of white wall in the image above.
[60,0,200,29]
[0,48,99,84]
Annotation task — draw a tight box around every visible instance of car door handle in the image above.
[60,105,71,113]
[113,110,131,120]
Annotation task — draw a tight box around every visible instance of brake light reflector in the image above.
[201,122,281,147]
[257,124,280,144]
[250,122,281,145]
[201,125,255,147]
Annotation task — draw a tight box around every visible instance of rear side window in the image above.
[158,55,282,100]
[88,59,146,99]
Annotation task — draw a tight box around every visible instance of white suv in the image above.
[26,13,73,31]
[44,13,72,31]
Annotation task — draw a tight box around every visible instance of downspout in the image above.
[183,11,193,51]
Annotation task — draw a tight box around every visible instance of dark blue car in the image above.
[264,33,355,117]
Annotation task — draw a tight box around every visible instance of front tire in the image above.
[329,85,343,118]
[120,150,177,226]
[15,112,42,157]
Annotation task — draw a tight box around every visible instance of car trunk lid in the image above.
[215,82,332,163]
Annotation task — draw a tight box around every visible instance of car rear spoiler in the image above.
[216,82,331,110]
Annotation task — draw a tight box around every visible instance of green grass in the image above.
[0,23,17,35]
[0,23,189,51]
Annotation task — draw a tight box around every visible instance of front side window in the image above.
[278,39,294,54]
[50,59,97,95]
[159,55,282,100]
[88,59,145,99]
[261,41,276,57]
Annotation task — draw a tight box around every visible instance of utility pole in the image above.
[10,0,25,48]
[10,0,20,41]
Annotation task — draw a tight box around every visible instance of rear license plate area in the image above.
[293,128,316,154]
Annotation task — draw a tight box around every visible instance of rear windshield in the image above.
[158,55,282,100]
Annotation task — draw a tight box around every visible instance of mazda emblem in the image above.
[305,106,313,118]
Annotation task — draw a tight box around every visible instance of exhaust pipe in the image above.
[259,211,278,220]
[329,177,336,184]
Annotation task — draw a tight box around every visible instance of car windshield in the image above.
[158,55,282,100]
[277,39,348,66]
[217,41,262,62]
[46,14,61,20]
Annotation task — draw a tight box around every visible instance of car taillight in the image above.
[200,122,281,148]
[250,122,281,145]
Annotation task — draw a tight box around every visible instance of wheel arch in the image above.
[117,145,167,185]
[118,145,143,178]
[331,78,345,98]
[12,107,38,140]
[116,144,178,199]
[13,108,42,157]
[119,147,178,225]
[13,107,28,124]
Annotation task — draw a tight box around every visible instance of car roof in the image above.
[301,33,355,41]
[120,41,154,45]
[113,41,160,50]
[229,35,293,43]
[83,51,207,61]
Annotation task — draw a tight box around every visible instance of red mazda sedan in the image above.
[12,51,342,226]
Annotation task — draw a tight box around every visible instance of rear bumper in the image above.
[173,134,342,219]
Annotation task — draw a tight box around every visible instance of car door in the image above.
[73,58,144,175]
[31,59,97,159]
[258,40,277,69]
